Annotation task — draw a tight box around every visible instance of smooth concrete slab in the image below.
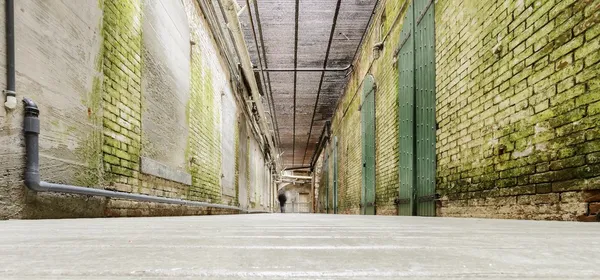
[0,214,599,279]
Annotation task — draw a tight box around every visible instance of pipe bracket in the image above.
[3,89,15,97]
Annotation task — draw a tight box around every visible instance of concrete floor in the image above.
[0,214,599,279]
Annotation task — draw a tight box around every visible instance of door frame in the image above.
[361,74,376,215]
[332,136,338,214]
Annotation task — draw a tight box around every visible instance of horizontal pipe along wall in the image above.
[0,0,273,219]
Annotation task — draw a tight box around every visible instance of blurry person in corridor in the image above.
[278,191,287,213]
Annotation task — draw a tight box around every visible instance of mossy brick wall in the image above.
[103,0,231,208]
[187,33,222,203]
[435,0,600,221]
[0,0,270,219]
[233,116,241,206]
[104,0,235,213]
[101,0,143,191]
[320,0,406,215]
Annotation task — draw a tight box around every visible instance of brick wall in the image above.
[101,0,143,192]
[319,0,599,221]
[103,0,273,214]
[436,0,600,221]
[0,0,273,219]
[317,0,406,215]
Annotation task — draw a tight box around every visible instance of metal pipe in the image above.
[220,0,279,170]
[349,0,380,71]
[253,66,351,72]
[236,0,251,17]
[198,0,274,169]
[4,0,16,109]
[331,0,380,129]
[276,178,311,183]
[253,0,282,148]
[284,165,311,171]
[245,0,279,151]
[22,98,268,214]
[301,0,342,165]
[309,120,331,170]
[292,0,299,166]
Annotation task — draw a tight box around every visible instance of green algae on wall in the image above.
[435,0,600,220]
[74,1,107,187]
[187,33,222,202]
[322,0,410,215]
[233,117,240,205]
[75,76,105,187]
[101,0,143,189]
[247,136,252,208]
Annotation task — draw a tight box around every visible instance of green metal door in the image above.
[415,0,436,216]
[361,74,376,215]
[397,0,436,217]
[333,136,338,214]
[397,1,415,216]
[324,152,329,213]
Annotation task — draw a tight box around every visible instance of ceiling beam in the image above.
[244,0,281,151]
[292,0,299,167]
[301,0,343,165]
[252,0,282,148]
[253,66,351,72]
[220,0,280,170]
[303,0,381,166]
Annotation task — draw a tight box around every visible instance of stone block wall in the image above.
[0,0,273,219]
[436,0,600,221]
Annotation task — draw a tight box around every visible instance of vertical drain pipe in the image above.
[22,98,269,213]
[4,0,16,109]
[23,98,42,190]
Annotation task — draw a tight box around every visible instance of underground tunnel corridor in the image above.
[1,0,600,277]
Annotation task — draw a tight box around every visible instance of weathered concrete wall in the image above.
[0,0,106,219]
[141,0,190,171]
[237,115,249,209]
[221,86,237,201]
[249,134,263,207]
[436,0,600,221]
[0,0,273,219]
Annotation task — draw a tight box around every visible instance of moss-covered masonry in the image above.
[1,0,274,219]
[101,0,143,191]
[320,0,600,221]
[436,0,600,221]
[318,0,406,215]
[187,33,222,202]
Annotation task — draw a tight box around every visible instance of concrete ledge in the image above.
[140,157,192,185]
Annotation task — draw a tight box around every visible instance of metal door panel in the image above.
[415,0,436,217]
[333,136,339,214]
[397,1,415,216]
[397,0,436,217]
